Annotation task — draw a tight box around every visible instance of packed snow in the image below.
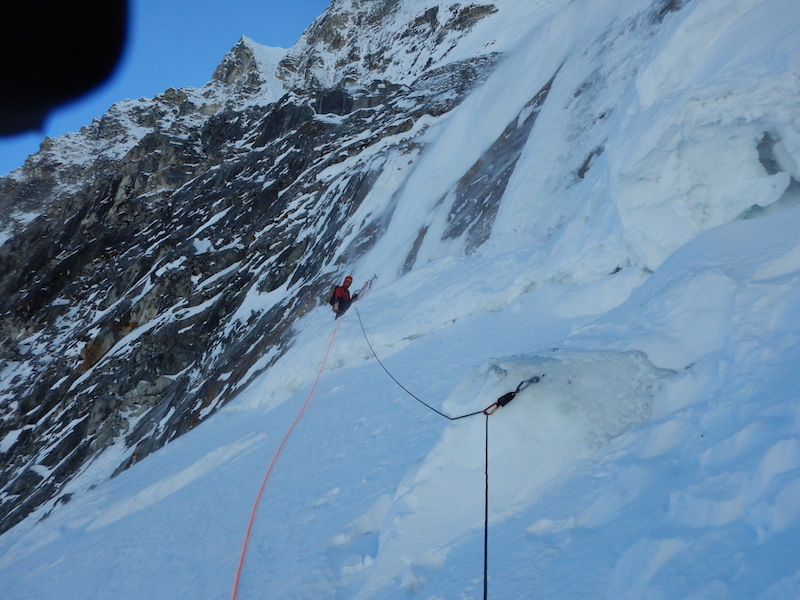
[1,1,799,599]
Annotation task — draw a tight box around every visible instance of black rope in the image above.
[484,412,490,600]
[354,305,544,600]
[355,307,483,420]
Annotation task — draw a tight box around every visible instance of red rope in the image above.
[231,318,342,599]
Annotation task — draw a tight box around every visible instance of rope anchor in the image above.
[483,375,543,415]
[354,307,547,600]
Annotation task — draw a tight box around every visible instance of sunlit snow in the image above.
[1,1,799,599]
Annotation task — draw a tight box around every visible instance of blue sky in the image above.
[0,0,330,176]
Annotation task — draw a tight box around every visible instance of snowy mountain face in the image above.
[1,1,799,598]
[0,8,503,533]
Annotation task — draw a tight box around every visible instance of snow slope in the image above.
[1,1,799,599]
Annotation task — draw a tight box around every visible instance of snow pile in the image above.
[1,1,799,599]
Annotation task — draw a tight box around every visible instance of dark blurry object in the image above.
[0,1,128,136]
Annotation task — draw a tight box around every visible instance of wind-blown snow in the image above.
[1,1,799,599]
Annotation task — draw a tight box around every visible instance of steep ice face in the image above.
[607,0,800,268]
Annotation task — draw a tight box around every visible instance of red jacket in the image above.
[333,285,352,302]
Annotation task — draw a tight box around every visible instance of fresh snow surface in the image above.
[2,1,800,599]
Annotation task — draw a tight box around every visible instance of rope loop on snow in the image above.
[356,306,544,421]
[354,306,484,420]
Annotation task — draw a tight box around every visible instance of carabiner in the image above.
[483,402,499,416]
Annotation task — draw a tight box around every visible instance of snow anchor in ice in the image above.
[354,306,551,599]
[483,375,543,415]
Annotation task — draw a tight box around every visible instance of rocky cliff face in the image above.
[0,2,506,533]
[278,1,499,88]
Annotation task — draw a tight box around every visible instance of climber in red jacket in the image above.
[330,275,359,318]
